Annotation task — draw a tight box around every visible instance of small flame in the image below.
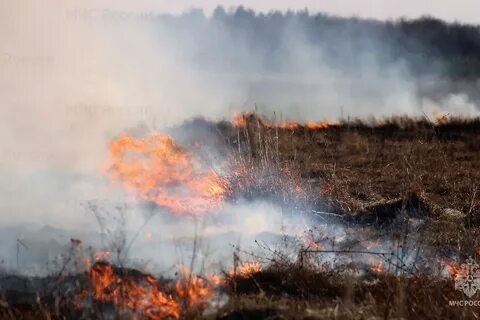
[175,267,217,309]
[371,261,384,273]
[230,261,262,278]
[305,121,337,129]
[76,262,181,319]
[232,112,247,128]
[442,261,461,279]
[104,133,230,216]
[435,113,449,125]
[437,259,461,279]
[232,112,338,130]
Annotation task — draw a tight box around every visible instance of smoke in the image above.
[0,1,478,271]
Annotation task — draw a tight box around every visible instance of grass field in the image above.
[2,114,480,319]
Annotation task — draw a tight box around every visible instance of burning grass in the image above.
[3,112,480,319]
[104,133,230,216]
[2,258,467,319]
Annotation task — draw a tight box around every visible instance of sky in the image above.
[72,0,480,24]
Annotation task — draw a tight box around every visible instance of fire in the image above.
[75,262,222,319]
[175,267,217,309]
[76,262,181,319]
[230,261,262,278]
[232,112,247,128]
[442,261,461,279]
[104,133,230,216]
[447,263,460,279]
[437,259,462,279]
[371,260,384,273]
[305,121,336,129]
[435,113,449,125]
[232,111,338,130]
[81,250,112,270]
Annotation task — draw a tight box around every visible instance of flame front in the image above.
[104,133,230,216]
[232,112,338,130]
[74,262,222,319]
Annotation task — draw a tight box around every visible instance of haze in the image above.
[68,0,480,24]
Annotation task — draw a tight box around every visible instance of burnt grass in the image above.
[3,116,480,319]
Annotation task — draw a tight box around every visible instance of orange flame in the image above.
[232,112,247,128]
[175,267,217,309]
[437,259,461,279]
[436,113,448,125]
[75,263,222,319]
[371,261,384,273]
[443,261,460,279]
[232,112,338,130]
[447,264,460,279]
[104,133,230,216]
[305,237,324,250]
[230,261,262,278]
[76,262,181,319]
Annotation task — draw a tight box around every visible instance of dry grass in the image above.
[217,262,472,320]
[3,114,480,319]
[220,114,480,213]
[218,114,480,252]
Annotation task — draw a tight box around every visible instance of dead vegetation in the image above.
[218,262,466,320]
[219,113,480,251]
[3,114,480,319]
[222,113,480,214]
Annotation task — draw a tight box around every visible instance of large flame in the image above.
[104,133,230,216]
[89,263,181,319]
[75,262,222,319]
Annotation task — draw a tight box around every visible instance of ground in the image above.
[2,115,480,319]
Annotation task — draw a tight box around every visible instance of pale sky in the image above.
[75,0,480,24]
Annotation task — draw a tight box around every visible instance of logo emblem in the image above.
[454,257,480,298]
